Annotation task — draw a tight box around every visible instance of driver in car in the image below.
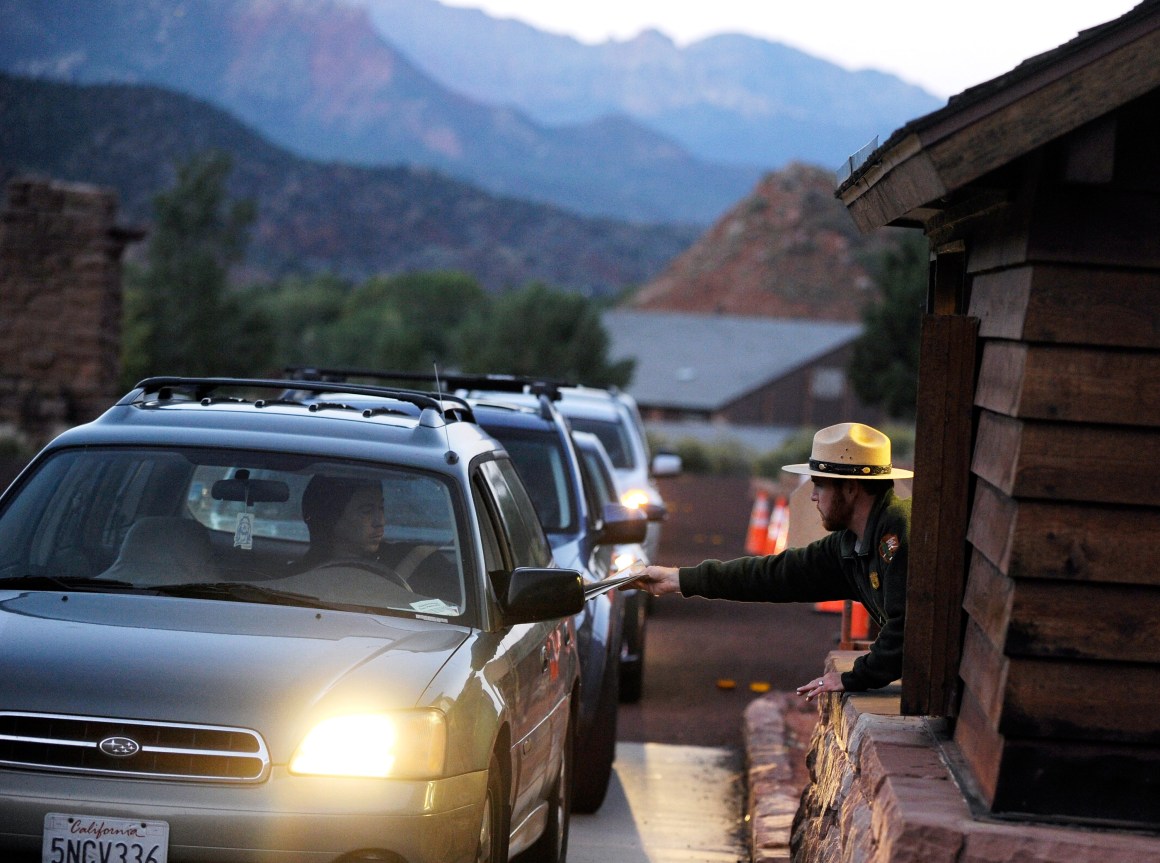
[296,475,458,602]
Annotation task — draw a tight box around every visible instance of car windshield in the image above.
[0,446,470,621]
[566,416,636,470]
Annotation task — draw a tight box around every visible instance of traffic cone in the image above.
[764,495,789,555]
[744,491,771,554]
[850,602,871,640]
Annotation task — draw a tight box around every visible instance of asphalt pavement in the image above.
[569,741,747,863]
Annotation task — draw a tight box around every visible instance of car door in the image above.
[473,459,568,825]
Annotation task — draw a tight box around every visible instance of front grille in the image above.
[0,712,270,783]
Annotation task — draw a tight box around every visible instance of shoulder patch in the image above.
[878,533,900,564]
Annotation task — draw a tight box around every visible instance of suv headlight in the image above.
[290,710,447,779]
[620,488,652,510]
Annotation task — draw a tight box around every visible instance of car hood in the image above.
[0,590,471,760]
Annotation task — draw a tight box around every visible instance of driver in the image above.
[300,476,385,564]
[296,475,457,601]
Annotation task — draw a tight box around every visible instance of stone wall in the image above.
[0,178,143,449]
[785,652,1160,863]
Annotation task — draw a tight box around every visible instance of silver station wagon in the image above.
[0,377,585,863]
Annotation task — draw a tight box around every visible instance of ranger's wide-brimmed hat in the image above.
[783,423,914,480]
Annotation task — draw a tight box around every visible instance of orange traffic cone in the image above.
[745,491,771,554]
[765,495,789,555]
[850,602,871,640]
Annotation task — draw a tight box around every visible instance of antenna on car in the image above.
[434,363,459,464]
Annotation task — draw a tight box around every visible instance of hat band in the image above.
[810,459,893,476]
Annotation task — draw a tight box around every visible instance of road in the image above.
[619,594,840,749]
[566,599,840,861]
[567,471,843,859]
[570,742,746,863]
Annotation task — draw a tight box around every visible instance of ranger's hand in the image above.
[795,671,844,701]
[620,565,682,597]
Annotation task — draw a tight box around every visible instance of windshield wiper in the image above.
[0,575,136,591]
[151,581,342,610]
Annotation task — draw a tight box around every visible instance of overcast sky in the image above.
[439,0,1140,98]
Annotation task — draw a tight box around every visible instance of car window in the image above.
[566,416,636,470]
[477,458,553,569]
[577,446,616,509]
[0,446,471,622]
[471,474,510,576]
[482,427,576,533]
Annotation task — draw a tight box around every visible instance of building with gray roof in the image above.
[603,310,886,446]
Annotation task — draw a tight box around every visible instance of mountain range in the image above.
[0,0,943,224]
[355,0,943,170]
[0,73,698,293]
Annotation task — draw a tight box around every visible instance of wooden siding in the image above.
[949,96,1160,825]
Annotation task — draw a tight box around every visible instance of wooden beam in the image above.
[926,26,1160,195]
[958,616,1008,728]
[841,13,1160,230]
[968,265,1160,349]
[976,341,1160,425]
[953,683,1002,804]
[838,134,947,234]
[971,411,1160,505]
[961,551,1013,655]
[990,737,1160,826]
[956,667,1160,826]
[1007,580,1160,663]
[1027,186,1160,269]
[930,243,965,315]
[967,479,1159,585]
[903,314,978,716]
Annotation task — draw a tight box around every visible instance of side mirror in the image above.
[641,502,667,522]
[599,503,648,545]
[502,567,584,624]
[651,452,682,478]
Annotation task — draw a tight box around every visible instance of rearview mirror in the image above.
[211,477,290,504]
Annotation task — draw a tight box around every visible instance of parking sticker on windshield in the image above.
[411,599,457,619]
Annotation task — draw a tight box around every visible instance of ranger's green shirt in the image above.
[678,488,911,691]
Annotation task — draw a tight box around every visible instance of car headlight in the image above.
[613,550,641,574]
[620,488,651,510]
[290,710,446,779]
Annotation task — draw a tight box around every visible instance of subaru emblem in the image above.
[98,736,141,758]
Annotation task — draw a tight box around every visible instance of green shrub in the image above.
[651,423,916,478]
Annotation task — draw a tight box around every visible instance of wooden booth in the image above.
[838,1,1159,828]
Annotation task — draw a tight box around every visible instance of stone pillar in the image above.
[0,177,144,448]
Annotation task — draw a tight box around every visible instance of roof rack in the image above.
[124,376,474,422]
[285,367,573,402]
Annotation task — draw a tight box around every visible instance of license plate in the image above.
[43,813,169,863]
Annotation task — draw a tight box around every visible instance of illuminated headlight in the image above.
[613,551,640,574]
[290,710,446,779]
[620,489,651,510]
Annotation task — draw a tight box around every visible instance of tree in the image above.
[453,283,634,387]
[248,274,351,370]
[342,272,490,371]
[847,233,927,419]
[122,151,267,385]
